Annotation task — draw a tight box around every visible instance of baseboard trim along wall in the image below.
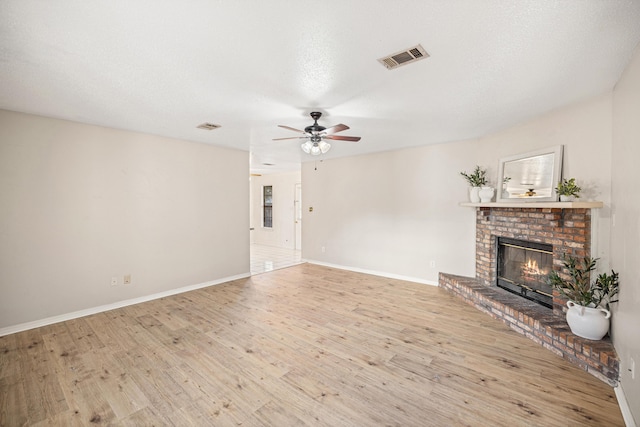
[305,259,438,287]
[0,272,252,337]
[615,385,637,427]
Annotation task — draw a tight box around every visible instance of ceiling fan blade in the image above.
[272,136,307,141]
[323,123,349,134]
[325,135,361,142]
[277,125,305,133]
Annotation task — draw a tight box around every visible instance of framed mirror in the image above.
[497,145,563,202]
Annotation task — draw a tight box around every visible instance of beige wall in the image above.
[302,140,479,281]
[0,110,250,330]
[477,94,614,267]
[611,44,640,422]
[302,94,612,283]
[250,171,301,249]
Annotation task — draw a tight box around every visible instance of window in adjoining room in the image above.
[263,185,273,228]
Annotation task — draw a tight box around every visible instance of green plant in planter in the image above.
[548,255,619,309]
[555,178,581,198]
[460,166,487,187]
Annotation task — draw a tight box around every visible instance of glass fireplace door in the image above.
[496,237,553,308]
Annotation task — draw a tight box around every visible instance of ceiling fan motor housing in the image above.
[305,112,325,134]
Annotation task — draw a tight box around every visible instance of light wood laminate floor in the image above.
[0,264,624,426]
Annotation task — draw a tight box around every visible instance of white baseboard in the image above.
[303,259,438,287]
[615,385,638,427]
[0,272,251,337]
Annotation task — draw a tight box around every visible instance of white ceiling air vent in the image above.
[196,122,221,130]
[378,44,429,70]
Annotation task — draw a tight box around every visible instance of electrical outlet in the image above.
[429,260,436,268]
[123,274,132,285]
[321,246,326,253]
[111,277,118,286]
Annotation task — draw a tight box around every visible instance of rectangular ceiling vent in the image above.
[378,44,429,70]
[196,122,221,130]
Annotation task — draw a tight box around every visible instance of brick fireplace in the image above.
[476,207,590,315]
[439,205,619,386]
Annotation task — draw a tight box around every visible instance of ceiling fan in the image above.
[273,112,361,155]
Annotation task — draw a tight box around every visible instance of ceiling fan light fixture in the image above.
[301,140,331,156]
[319,141,331,154]
[301,140,313,154]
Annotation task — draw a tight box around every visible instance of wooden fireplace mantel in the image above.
[460,201,603,209]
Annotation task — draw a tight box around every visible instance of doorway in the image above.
[249,172,302,275]
[294,182,302,251]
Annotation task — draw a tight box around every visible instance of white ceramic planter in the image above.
[469,187,481,203]
[565,301,611,340]
[479,186,495,203]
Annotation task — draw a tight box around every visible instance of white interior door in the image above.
[294,183,302,250]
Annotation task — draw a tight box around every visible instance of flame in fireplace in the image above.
[522,258,547,280]
[524,259,538,273]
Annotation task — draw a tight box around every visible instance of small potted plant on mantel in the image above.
[548,256,619,340]
[460,166,488,203]
[556,178,581,202]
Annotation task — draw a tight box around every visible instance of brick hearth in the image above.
[439,273,618,386]
[439,205,619,386]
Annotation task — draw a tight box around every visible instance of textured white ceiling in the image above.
[1,1,640,174]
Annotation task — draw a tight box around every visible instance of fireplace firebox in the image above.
[496,237,553,309]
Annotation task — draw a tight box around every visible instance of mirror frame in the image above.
[497,145,564,203]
